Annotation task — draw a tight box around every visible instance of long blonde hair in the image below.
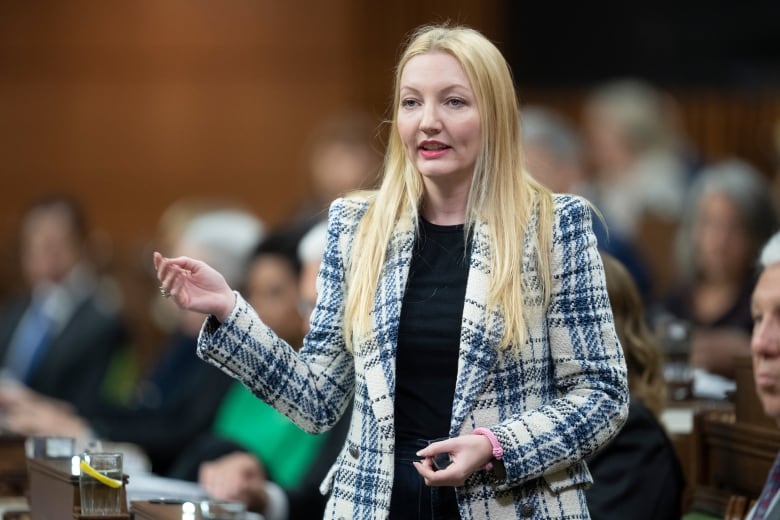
[344,24,554,351]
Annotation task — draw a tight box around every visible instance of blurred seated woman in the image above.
[661,159,778,396]
[586,252,684,519]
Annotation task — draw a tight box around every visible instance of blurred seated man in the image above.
[0,194,126,418]
[747,232,780,519]
[170,222,349,520]
[0,206,263,477]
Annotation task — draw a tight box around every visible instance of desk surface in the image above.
[0,497,29,517]
[132,501,264,520]
[132,501,186,520]
[663,398,734,435]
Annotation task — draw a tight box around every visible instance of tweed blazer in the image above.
[197,193,628,520]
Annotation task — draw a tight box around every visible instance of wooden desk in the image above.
[663,399,734,513]
[698,412,780,492]
[132,501,196,520]
[684,357,780,518]
[0,497,30,520]
[26,457,130,519]
[132,501,262,520]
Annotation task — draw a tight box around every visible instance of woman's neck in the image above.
[420,179,470,225]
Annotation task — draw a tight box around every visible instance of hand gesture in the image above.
[153,252,236,321]
[413,434,495,487]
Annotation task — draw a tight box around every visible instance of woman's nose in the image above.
[420,105,441,134]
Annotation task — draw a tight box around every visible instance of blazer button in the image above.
[521,502,534,517]
[348,445,359,459]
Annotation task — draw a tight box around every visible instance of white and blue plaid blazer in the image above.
[197,193,628,519]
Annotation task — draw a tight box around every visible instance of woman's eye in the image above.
[401,99,418,108]
[447,98,465,107]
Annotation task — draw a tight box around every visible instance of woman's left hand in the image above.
[413,434,494,487]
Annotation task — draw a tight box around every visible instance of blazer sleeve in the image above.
[195,198,359,434]
[491,195,629,488]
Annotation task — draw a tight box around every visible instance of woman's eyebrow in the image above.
[399,83,471,94]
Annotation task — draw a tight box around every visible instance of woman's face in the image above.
[694,191,752,282]
[396,51,481,190]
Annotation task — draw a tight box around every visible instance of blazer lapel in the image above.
[361,211,415,442]
[450,221,502,436]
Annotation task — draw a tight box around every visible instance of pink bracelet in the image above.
[473,427,503,471]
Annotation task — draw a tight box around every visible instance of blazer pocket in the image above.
[318,439,366,495]
[319,460,338,495]
[542,461,593,493]
[319,449,347,495]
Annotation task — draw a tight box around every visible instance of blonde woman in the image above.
[155,24,628,520]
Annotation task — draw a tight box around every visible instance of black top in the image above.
[585,397,685,520]
[664,280,754,333]
[395,218,470,443]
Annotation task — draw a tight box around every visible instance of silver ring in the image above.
[159,286,171,298]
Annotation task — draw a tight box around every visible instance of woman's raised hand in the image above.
[153,252,237,322]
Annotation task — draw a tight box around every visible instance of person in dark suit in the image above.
[0,195,126,418]
[0,205,263,477]
[586,252,685,519]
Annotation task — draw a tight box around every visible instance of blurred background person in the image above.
[521,105,652,302]
[660,159,778,398]
[521,105,588,196]
[586,252,684,520]
[168,229,313,508]
[297,220,329,335]
[582,79,697,299]
[0,194,127,419]
[583,78,693,239]
[0,204,264,478]
[287,111,383,233]
[174,221,349,519]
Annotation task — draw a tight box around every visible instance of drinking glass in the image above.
[79,452,123,515]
